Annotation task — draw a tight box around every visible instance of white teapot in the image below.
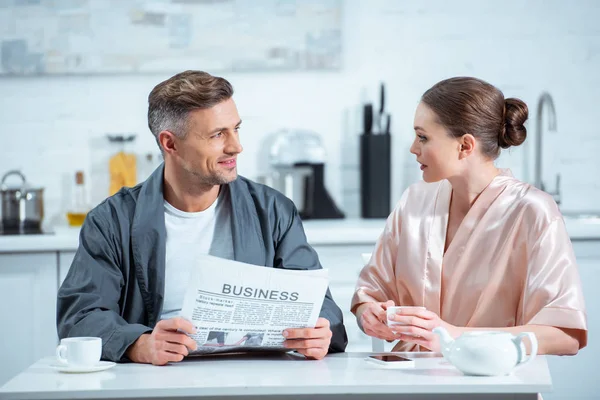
[432,327,538,376]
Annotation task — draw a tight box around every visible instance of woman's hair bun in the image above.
[500,98,528,148]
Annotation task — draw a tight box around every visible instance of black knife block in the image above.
[360,133,391,219]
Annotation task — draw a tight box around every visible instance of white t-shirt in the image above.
[160,188,234,320]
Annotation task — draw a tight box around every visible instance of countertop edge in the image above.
[0,218,598,253]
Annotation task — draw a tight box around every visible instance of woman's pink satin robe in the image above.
[351,170,587,351]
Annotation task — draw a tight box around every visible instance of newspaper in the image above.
[180,254,329,355]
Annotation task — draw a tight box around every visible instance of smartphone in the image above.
[366,354,415,368]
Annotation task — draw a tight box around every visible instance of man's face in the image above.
[170,98,243,186]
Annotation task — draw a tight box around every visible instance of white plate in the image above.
[50,361,116,373]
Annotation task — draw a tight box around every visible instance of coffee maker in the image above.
[258,130,344,220]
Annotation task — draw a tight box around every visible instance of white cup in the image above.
[56,337,102,367]
[387,306,426,330]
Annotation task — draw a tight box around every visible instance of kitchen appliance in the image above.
[259,130,344,220]
[0,170,45,234]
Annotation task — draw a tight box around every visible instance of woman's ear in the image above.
[459,134,475,159]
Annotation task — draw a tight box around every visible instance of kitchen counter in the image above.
[0,216,598,253]
[0,219,387,253]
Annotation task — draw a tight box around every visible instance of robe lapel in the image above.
[425,170,514,316]
[228,178,267,266]
[423,180,451,315]
[437,170,514,322]
[443,171,513,264]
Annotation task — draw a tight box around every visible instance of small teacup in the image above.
[56,337,102,367]
[387,306,426,334]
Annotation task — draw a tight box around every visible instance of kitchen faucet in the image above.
[534,92,561,206]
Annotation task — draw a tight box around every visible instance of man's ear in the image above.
[459,134,475,159]
[159,131,177,155]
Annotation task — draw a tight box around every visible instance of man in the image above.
[57,70,347,365]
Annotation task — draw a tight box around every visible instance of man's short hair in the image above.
[148,70,234,149]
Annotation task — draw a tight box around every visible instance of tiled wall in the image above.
[1,0,599,225]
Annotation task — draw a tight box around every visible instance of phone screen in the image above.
[368,355,412,362]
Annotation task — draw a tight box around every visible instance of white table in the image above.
[0,352,551,400]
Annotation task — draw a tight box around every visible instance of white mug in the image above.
[56,337,102,366]
[387,306,426,333]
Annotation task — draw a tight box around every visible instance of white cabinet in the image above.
[313,244,377,352]
[572,241,600,260]
[58,251,76,287]
[544,252,600,400]
[0,253,58,386]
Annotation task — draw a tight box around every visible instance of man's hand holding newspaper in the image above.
[127,317,198,365]
[128,255,334,365]
[283,317,332,360]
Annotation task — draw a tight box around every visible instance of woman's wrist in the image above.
[354,303,370,332]
[446,323,463,338]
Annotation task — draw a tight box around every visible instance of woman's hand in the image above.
[388,308,461,352]
[356,300,398,341]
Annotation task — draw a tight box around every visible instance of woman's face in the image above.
[410,102,463,183]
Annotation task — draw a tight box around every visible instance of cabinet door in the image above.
[312,244,385,352]
[544,257,600,400]
[572,241,600,260]
[328,282,373,352]
[312,244,374,285]
[58,251,77,287]
[0,253,58,386]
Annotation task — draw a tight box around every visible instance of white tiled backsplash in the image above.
[1,0,599,224]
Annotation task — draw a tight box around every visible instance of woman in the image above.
[351,77,587,355]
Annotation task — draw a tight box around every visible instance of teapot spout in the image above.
[433,327,454,356]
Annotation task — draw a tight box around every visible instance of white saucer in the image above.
[50,361,116,373]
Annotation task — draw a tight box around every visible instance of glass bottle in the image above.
[66,171,90,227]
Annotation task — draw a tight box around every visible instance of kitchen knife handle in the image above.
[379,82,385,114]
[385,113,391,135]
[363,103,373,134]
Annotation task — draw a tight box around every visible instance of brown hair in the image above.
[148,70,234,147]
[421,77,528,159]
